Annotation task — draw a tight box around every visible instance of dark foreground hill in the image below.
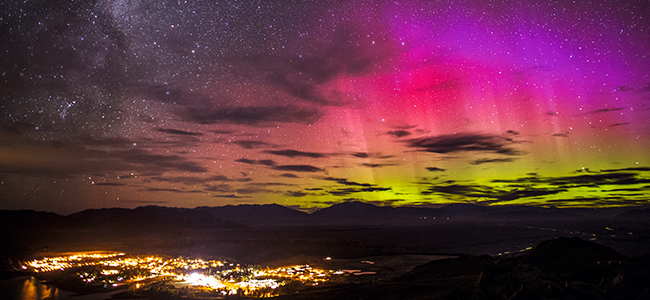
[274,237,650,300]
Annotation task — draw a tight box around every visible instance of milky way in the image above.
[1,0,650,214]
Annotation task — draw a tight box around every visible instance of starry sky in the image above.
[1,0,650,214]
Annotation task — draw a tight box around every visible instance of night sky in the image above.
[1,0,649,214]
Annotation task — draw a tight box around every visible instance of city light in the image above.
[21,251,347,297]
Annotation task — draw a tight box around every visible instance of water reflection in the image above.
[0,276,66,300]
[22,277,58,300]
[0,277,124,300]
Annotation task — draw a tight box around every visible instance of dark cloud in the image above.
[205,184,232,192]
[232,140,274,149]
[146,188,203,193]
[323,177,375,187]
[350,152,393,159]
[152,175,251,185]
[235,158,256,165]
[266,73,331,106]
[506,130,520,135]
[138,84,323,125]
[258,160,277,166]
[264,149,328,158]
[183,105,322,125]
[543,172,650,187]
[212,194,250,199]
[240,25,389,106]
[603,188,644,192]
[361,163,398,168]
[0,137,207,178]
[552,132,570,137]
[279,173,299,178]
[212,130,235,135]
[426,167,446,172]
[327,186,392,196]
[285,191,308,197]
[387,130,412,138]
[572,168,598,174]
[405,133,524,156]
[422,184,565,202]
[235,158,278,166]
[272,165,324,172]
[609,122,630,127]
[119,149,208,173]
[248,182,297,187]
[491,171,650,188]
[470,158,517,165]
[320,176,392,196]
[601,167,650,172]
[156,128,203,136]
[414,167,650,204]
[235,187,274,194]
[93,182,126,186]
[593,107,625,114]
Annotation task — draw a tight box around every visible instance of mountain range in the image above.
[2,201,648,230]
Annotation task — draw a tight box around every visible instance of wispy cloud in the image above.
[235,158,278,166]
[272,165,324,172]
[212,194,251,199]
[405,133,524,156]
[232,140,275,149]
[138,84,323,125]
[93,182,126,186]
[279,173,299,178]
[387,130,412,138]
[416,168,650,204]
[263,149,328,158]
[146,188,203,193]
[421,183,566,202]
[156,128,203,136]
[327,186,392,196]
[361,163,398,168]
[594,107,625,114]
[323,177,375,187]
[183,105,322,125]
[151,175,251,185]
[0,136,207,178]
[470,158,518,165]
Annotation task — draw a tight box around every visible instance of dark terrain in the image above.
[2,202,650,299]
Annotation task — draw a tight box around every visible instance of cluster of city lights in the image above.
[21,252,344,297]
[22,252,125,273]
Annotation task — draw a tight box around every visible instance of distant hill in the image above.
[309,201,594,224]
[195,204,311,227]
[481,207,581,221]
[65,206,244,230]
[2,202,650,231]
